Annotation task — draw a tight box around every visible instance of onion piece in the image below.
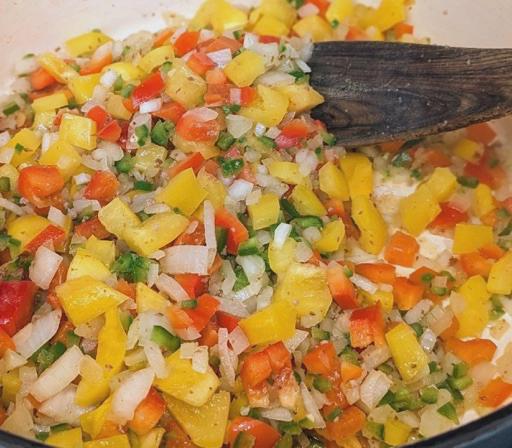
[0,396,33,437]
[360,370,392,409]
[0,197,24,215]
[203,200,217,267]
[285,329,309,352]
[100,69,118,87]
[29,246,63,290]
[207,49,232,68]
[30,345,83,402]
[143,340,168,379]
[110,367,155,424]
[13,309,62,359]
[183,107,218,122]
[155,273,189,302]
[351,273,378,295]
[404,300,433,324]
[226,114,253,139]
[260,407,294,422]
[160,245,210,275]
[228,179,254,201]
[218,328,236,387]
[361,344,391,371]
[192,345,209,374]
[0,146,14,164]
[228,326,250,355]
[47,206,67,228]
[139,98,162,114]
[39,385,92,425]
[2,349,27,372]
[300,383,326,428]
[273,223,292,248]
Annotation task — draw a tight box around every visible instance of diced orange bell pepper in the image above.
[129,388,166,435]
[323,405,366,442]
[86,105,109,128]
[215,208,249,254]
[444,337,496,367]
[349,303,385,348]
[176,113,221,143]
[0,327,15,356]
[153,101,186,123]
[199,36,241,54]
[174,274,205,298]
[303,342,338,377]
[355,263,396,285]
[393,277,424,310]
[174,31,200,57]
[394,22,414,38]
[265,342,292,374]
[18,165,65,208]
[184,294,219,332]
[306,0,330,15]
[440,317,459,341]
[187,52,216,76]
[153,28,173,48]
[167,305,194,330]
[115,279,136,300]
[168,152,205,178]
[174,222,206,246]
[227,417,280,448]
[199,323,218,348]
[422,148,451,168]
[384,231,419,267]
[25,224,66,254]
[75,215,111,240]
[340,360,363,383]
[460,252,492,277]
[30,67,58,90]
[84,170,119,205]
[281,119,311,139]
[327,263,358,309]
[464,149,506,189]
[478,378,512,408]
[98,120,122,142]
[240,350,273,389]
[479,243,506,260]
[216,311,239,333]
[80,52,113,75]
[380,140,404,154]
[467,123,496,146]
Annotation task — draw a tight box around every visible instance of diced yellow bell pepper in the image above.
[139,428,165,448]
[136,282,169,313]
[197,169,227,210]
[359,0,406,31]
[351,195,387,255]
[0,164,18,193]
[315,220,345,253]
[247,193,280,230]
[134,144,168,173]
[1,370,20,404]
[319,161,350,201]
[154,351,220,407]
[384,418,411,446]
[249,0,296,28]
[239,301,296,345]
[138,46,174,73]
[67,248,111,282]
[172,134,219,159]
[56,276,128,325]
[165,59,207,109]
[32,92,68,113]
[268,161,304,186]
[472,183,495,218]
[454,138,481,162]
[366,289,394,312]
[39,139,82,180]
[190,0,217,29]
[290,185,327,217]
[274,263,332,323]
[455,275,490,338]
[252,15,290,37]
[156,168,207,216]
[240,85,289,127]
[326,0,354,24]
[224,51,266,88]
[98,198,141,240]
[83,435,130,448]
[4,128,41,167]
[453,223,494,254]
[210,0,248,33]
[424,167,457,202]
[385,322,429,382]
[399,184,441,236]
[46,427,83,448]
[103,62,143,82]
[487,251,512,294]
[68,74,101,105]
[7,215,50,249]
[276,84,324,113]
[339,153,373,198]
[37,52,79,83]
[268,238,297,275]
[106,94,133,120]
[65,31,112,57]
[33,111,57,129]
[166,391,230,448]
[80,397,113,438]
[85,236,116,267]
[293,16,333,42]
[59,113,97,150]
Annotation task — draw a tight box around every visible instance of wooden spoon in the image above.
[309,41,512,147]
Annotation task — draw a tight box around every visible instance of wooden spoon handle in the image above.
[309,42,512,147]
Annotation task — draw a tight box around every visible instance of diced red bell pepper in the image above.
[216,311,240,333]
[0,281,38,336]
[265,342,291,374]
[205,68,227,85]
[464,149,506,189]
[176,113,221,142]
[131,71,165,107]
[187,52,216,76]
[393,22,414,38]
[240,350,273,389]
[346,26,367,41]
[174,274,205,298]
[204,83,232,106]
[227,417,280,448]
[174,31,200,57]
[281,119,310,139]
[199,36,241,54]
[422,148,451,168]
[168,152,205,178]
[184,294,219,332]
[153,101,186,124]
[86,105,109,129]
[393,277,424,310]
[129,388,166,435]
[384,231,419,267]
[430,203,468,229]
[258,35,280,44]
[303,342,338,376]
[467,122,496,145]
[75,215,111,240]
[18,166,65,207]
[355,263,396,285]
[30,67,57,90]
[275,134,301,149]
[215,208,249,254]
[327,263,358,309]
[98,120,122,142]
[349,303,385,348]
[84,170,120,205]
[25,224,66,254]
[240,86,257,106]
[0,327,15,356]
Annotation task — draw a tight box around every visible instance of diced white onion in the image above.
[296,59,312,73]
[161,246,210,275]
[230,88,242,105]
[218,328,237,387]
[38,385,91,425]
[222,260,236,296]
[404,300,433,324]
[199,29,215,42]
[265,127,281,139]
[155,273,190,302]
[298,3,319,18]
[183,107,218,122]
[0,146,14,164]
[228,179,254,201]
[361,344,391,371]
[192,346,209,373]
[110,367,155,424]
[218,297,249,317]
[180,342,198,359]
[254,123,266,137]
[2,349,26,372]
[285,329,309,352]
[260,407,294,422]
[144,203,170,215]
[100,69,118,87]
[0,396,34,437]
[302,227,321,244]
[203,200,217,267]
[0,197,24,215]
[139,98,163,114]
[30,345,83,402]
[273,223,292,248]
[207,49,232,68]
[255,230,271,246]
[147,262,159,287]
[226,114,253,138]
[425,305,453,335]
[257,71,295,87]
[29,246,63,290]
[0,131,11,146]
[47,206,67,228]
[74,315,104,340]
[360,370,392,409]
[243,33,259,49]
[228,326,250,355]
[72,199,101,213]
[250,43,279,66]
[73,173,91,185]
[295,242,313,263]
[300,383,326,428]
[420,328,437,352]
[143,340,168,379]
[170,27,186,44]
[236,255,266,281]
[13,309,62,359]
[351,273,378,295]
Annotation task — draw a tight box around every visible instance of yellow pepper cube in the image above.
[240,85,289,127]
[268,161,304,185]
[134,144,168,173]
[359,0,406,31]
[326,0,355,24]
[85,236,116,267]
[166,391,230,448]
[80,397,113,438]
[274,263,332,323]
[68,74,101,105]
[156,168,207,216]
[155,351,220,407]
[211,0,248,33]
[1,370,21,404]
[165,59,207,109]
[46,428,83,448]
[65,31,111,57]
[5,128,41,167]
[56,276,129,325]
[67,248,111,282]
[103,62,144,82]
[488,251,512,295]
[424,167,457,202]
[34,111,57,129]
[0,164,18,193]
[239,301,296,345]
[136,282,169,313]
[190,0,217,29]
[32,92,68,113]
[106,94,132,121]
[39,139,82,180]
[248,193,280,230]
[454,138,482,162]
[386,322,429,382]
[455,275,491,338]
[293,16,333,42]
[290,184,327,217]
[197,169,227,210]
[453,223,494,254]
[138,45,174,73]
[7,215,50,249]
[59,114,97,150]
[472,183,496,218]
[367,290,394,312]
[352,195,388,255]
[339,153,373,198]
[224,50,266,88]
[268,238,297,275]
[315,220,346,253]
[276,84,324,113]
[37,52,78,83]
[384,418,412,446]
[253,0,297,28]
[139,428,165,448]
[399,184,441,236]
[319,161,350,201]
[98,198,141,240]
[252,15,290,37]
[84,435,130,448]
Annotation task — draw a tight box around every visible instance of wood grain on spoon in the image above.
[309,41,512,147]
